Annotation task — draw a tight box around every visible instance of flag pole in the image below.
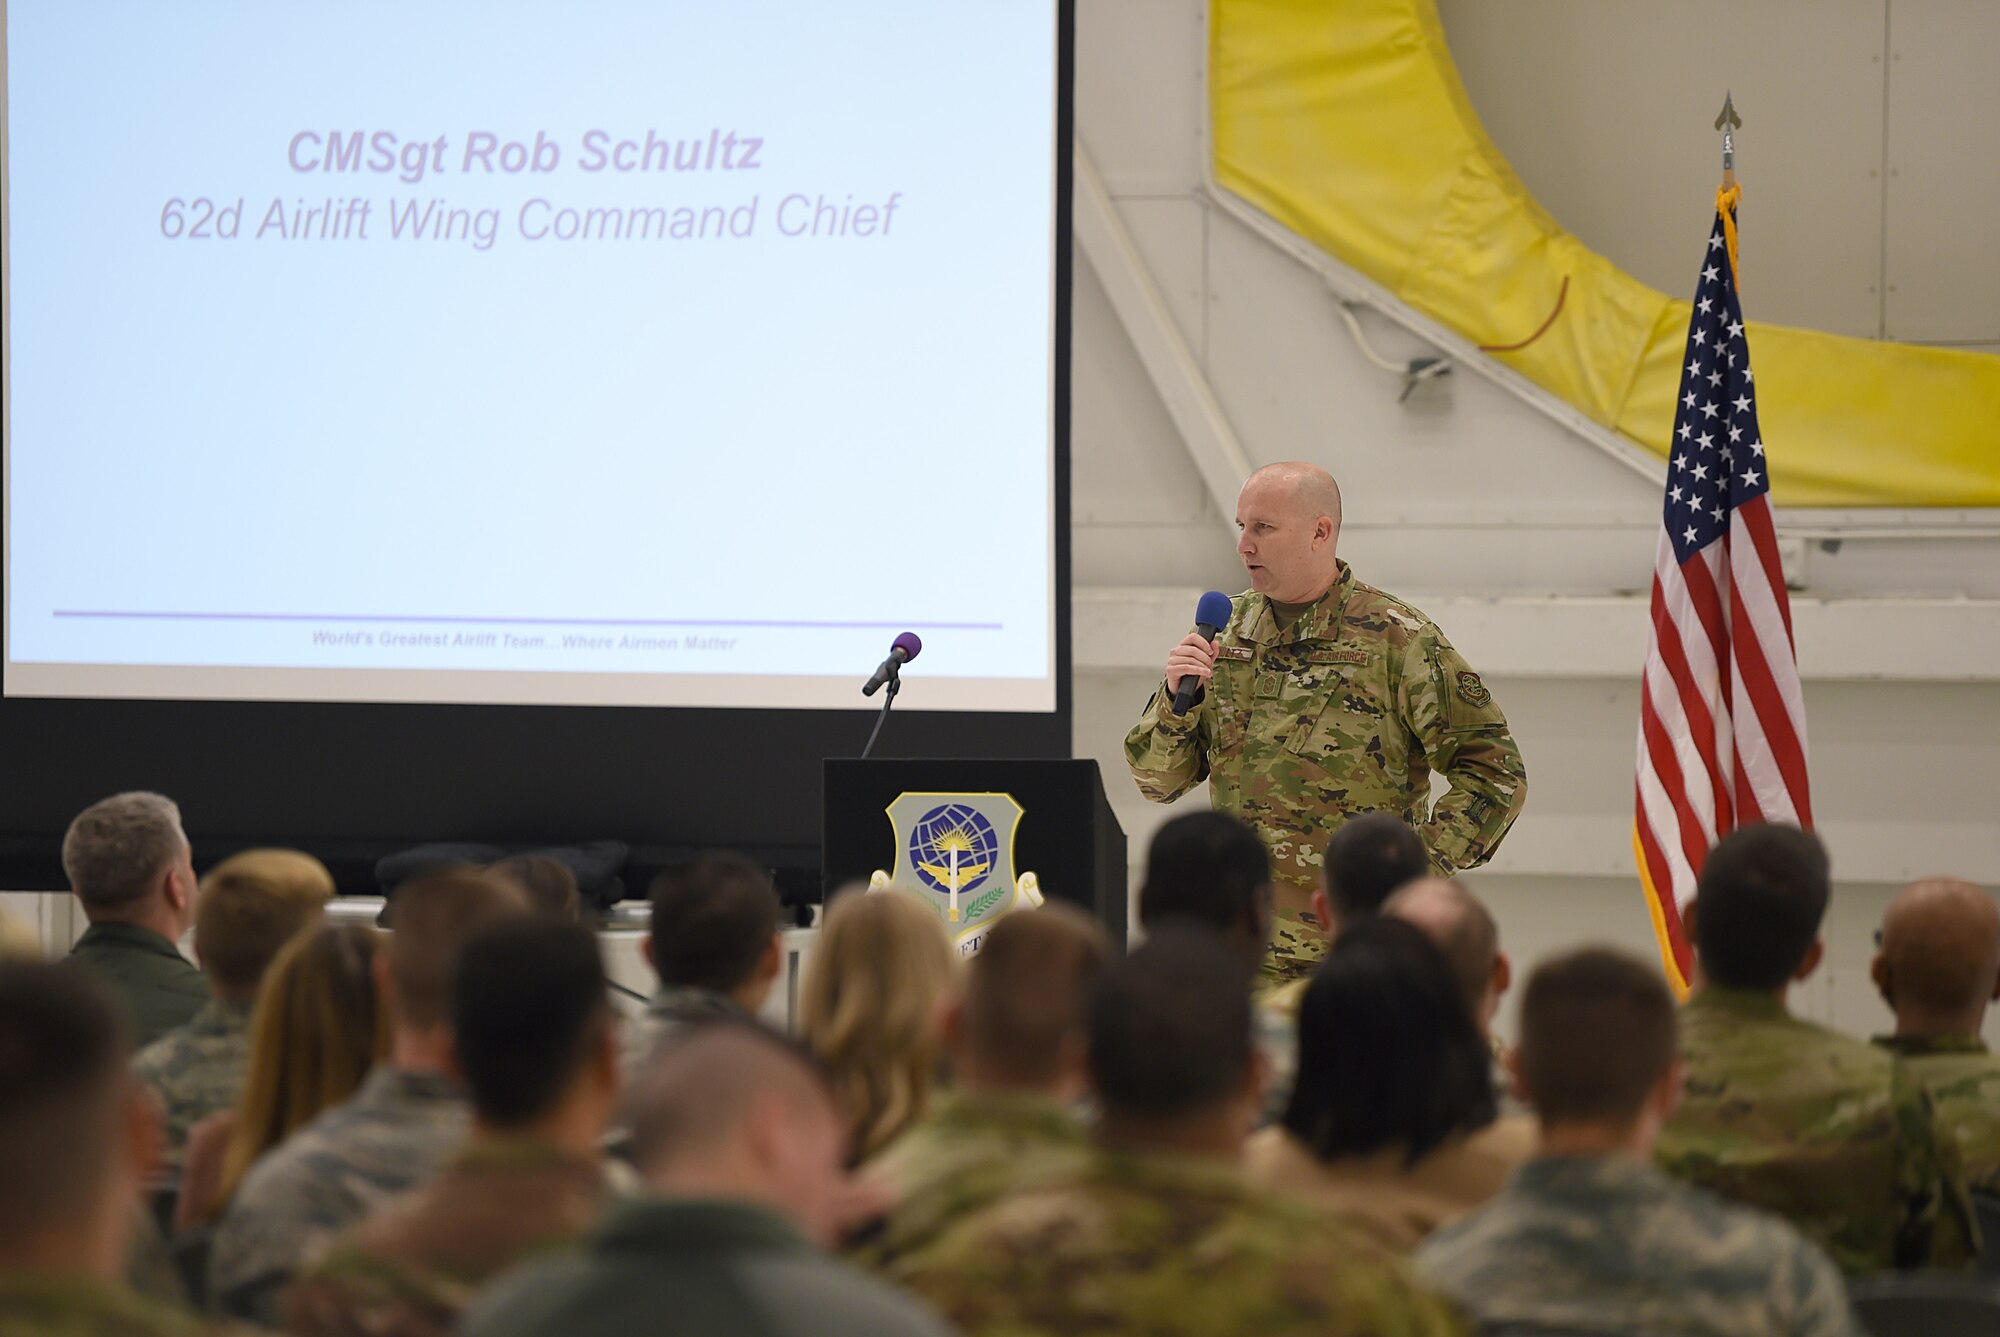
[1713,93,1743,284]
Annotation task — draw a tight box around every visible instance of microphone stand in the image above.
[861,672,901,759]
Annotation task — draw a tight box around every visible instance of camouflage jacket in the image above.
[1415,1155,1864,1337]
[861,1091,1090,1264]
[132,999,252,1157]
[67,924,210,1049]
[1124,564,1525,976]
[0,1273,253,1337]
[208,1067,468,1326]
[622,985,748,1080]
[885,1147,1467,1337]
[284,1139,617,1337]
[1876,1034,2000,1194]
[1657,987,1978,1273]
[462,1199,955,1337]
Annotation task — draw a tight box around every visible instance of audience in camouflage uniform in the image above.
[133,849,334,1159]
[1419,947,1864,1337]
[462,1021,953,1337]
[863,903,1106,1262]
[885,928,1465,1337]
[625,853,785,1078]
[286,918,625,1337]
[207,868,529,1324]
[1656,824,1978,1272]
[0,964,250,1337]
[1871,876,2000,1193]
[61,792,209,1048]
[1247,917,1532,1247]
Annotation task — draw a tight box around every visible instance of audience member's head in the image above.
[646,853,784,1011]
[452,918,618,1144]
[798,888,956,1162]
[487,854,584,924]
[942,903,1109,1102]
[0,964,155,1277]
[380,867,530,1046]
[1283,916,1495,1168]
[628,1021,852,1246]
[1088,926,1263,1155]
[215,924,387,1217]
[1384,878,1509,1034]
[1314,813,1431,939]
[1515,947,1680,1151]
[1137,811,1273,961]
[0,907,40,961]
[1689,823,1830,993]
[193,849,336,1003]
[61,791,197,938]
[1872,877,2000,1038]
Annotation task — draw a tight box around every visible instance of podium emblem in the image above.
[876,791,1043,954]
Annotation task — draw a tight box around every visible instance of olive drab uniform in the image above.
[1125,562,1527,981]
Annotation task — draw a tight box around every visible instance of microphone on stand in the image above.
[1169,591,1234,715]
[863,631,923,697]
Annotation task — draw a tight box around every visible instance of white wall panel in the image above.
[1074,0,1206,195]
[1883,0,2000,345]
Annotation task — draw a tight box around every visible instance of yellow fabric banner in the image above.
[1210,0,2000,507]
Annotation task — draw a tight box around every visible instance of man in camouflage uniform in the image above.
[1419,947,1862,1337]
[208,869,529,1325]
[286,921,623,1337]
[1126,462,1526,982]
[0,964,253,1337]
[133,850,334,1158]
[1870,877,2000,1193]
[862,905,1106,1262]
[885,929,1465,1337]
[60,792,210,1047]
[624,853,784,1078]
[1656,826,1978,1273]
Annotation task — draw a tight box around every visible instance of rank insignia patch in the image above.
[1456,670,1492,708]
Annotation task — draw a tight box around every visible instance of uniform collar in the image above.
[1513,1153,1672,1198]
[1874,1033,1991,1057]
[353,1065,465,1110]
[595,1197,809,1258]
[74,921,187,960]
[1684,985,1791,1022]
[442,1136,608,1186]
[925,1090,1085,1144]
[1239,561,1355,646]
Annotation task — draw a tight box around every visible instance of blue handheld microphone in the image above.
[1170,591,1234,715]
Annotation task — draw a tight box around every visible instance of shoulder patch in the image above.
[1455,670,1492,708]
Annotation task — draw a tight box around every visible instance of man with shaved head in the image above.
[462,1021,951,1337]
[1126,460,1527,981]
[1872,877,2000,1192]
[1386,879,1509,1037]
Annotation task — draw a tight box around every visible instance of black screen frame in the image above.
[0,0,1077,898]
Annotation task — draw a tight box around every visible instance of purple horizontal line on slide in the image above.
[52,610,1003,631]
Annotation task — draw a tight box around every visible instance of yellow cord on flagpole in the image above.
[1716,182,1742,290]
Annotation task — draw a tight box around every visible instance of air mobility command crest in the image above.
[871,791,1043,955]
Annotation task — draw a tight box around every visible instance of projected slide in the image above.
[1,1,1059,711]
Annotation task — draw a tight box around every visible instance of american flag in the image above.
[1634,190,1813,992]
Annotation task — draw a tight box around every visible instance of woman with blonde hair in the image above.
[798,887,956,1163]
[176,922,388,1231]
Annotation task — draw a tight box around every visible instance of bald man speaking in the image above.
[1125,463,1526,982]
